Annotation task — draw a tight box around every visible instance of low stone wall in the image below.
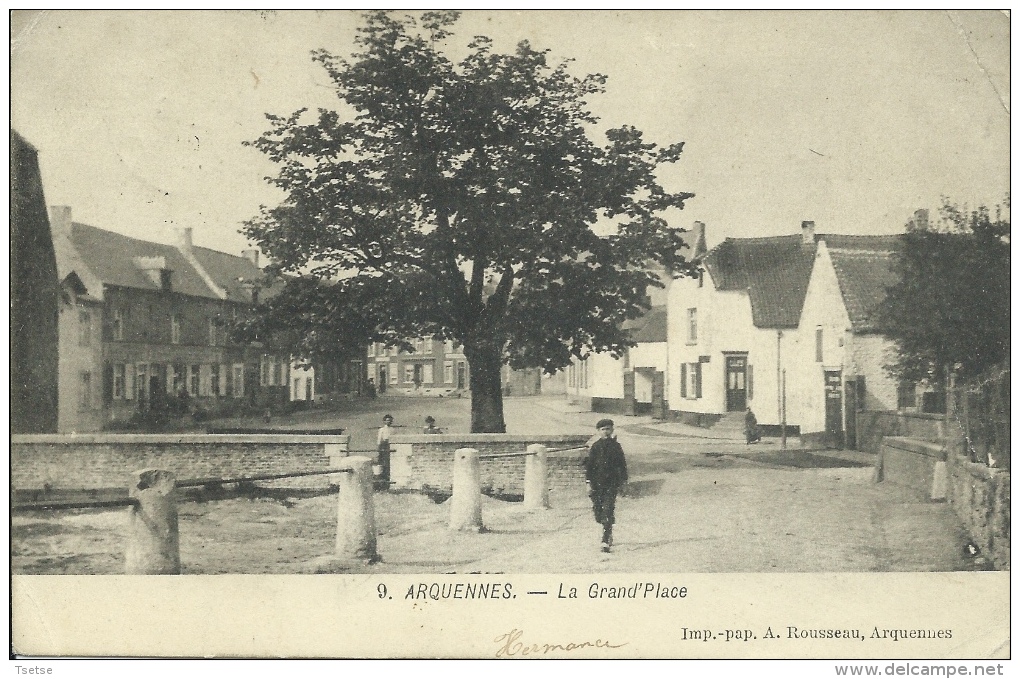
[857,411,947,453]
[876,436,947,501]
[12,434,350,492]
[388,433,591,497]
[946,450,1010,570]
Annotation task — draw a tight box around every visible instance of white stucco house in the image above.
[668,220,903,446]
[565,277,671,416]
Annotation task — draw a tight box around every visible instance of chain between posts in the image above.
[176,467,354,488]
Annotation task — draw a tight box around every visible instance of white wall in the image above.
[667,271,799,424]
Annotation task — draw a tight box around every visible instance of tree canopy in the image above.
[876,196,1010,386]
[243,11,697,431]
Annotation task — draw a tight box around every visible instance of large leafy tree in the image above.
[244,11,697,432]
[877,197,1010,386]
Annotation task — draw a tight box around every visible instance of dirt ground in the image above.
[10,396,985,574]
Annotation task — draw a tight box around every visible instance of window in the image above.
[445,340,454,353]
[79,372,92,410]
[112,309,124,341]
[171,315,181,344]
[687,308,698,344]
[190,364,200,397]
[897,381,917,409]
[272,359,282,386]
[232,364,245,398]
[424,338,433,353]
[113,364,126,399]
[681,362,702,399]
[423,364,434,384]
[219,363,229,396]
[172,364,186,394]
[698,271,704,288]
[444,361,454,383]
[78,309,92,346]
[815,326,823,362]
[209,318,217,346]
[368,343,376,357]
[210,364,220,396]
[404,364,415,383]
[137,364,148,402]
[389,366,398,384]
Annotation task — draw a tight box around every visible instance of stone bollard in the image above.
[450,448,483,532]
[335,456,379,563]
[125,469,181,575]
[524,444,550,510]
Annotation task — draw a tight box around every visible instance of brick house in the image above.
[366,338,469,396]
[49,207,295,430]
[667,219,903,446]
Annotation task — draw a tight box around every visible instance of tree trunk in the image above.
[465,342,506,433]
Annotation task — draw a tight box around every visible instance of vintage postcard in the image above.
[10,10,1010,664]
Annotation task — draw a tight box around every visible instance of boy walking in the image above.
[585,419,628,553]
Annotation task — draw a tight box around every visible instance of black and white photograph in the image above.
[10,9,1009,663]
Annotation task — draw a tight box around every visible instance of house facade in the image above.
[564,267,672,417]
[366,339,469,396]
[667,219,903,446]
[50,206,295,431]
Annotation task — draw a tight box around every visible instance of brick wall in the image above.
[12,434,350,492]
[389,433,591,497]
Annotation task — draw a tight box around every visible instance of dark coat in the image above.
[585,437,628,491]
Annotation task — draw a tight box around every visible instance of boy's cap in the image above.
[425,416,435,423]
[596,418,615,429]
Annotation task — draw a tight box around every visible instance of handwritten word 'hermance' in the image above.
[494,628,627,658]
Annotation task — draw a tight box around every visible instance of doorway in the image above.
[824,370,844,447]
[725,354,748,411]
[378,365,387,394]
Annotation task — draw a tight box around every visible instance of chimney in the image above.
[801,220,815,246]
[175,227,194,257]
[242,248,260,268]
[49,205,72,234]
[689,222,705,253]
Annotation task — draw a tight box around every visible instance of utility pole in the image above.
[781,369,788,450]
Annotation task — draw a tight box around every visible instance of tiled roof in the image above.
[703,233,902,329]
[67,222,269,302]
[624,305,668,343]
[191,246,264,303]
[829,245,900,333]
[704,235,814,328]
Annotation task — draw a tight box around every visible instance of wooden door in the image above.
[725,355,747,411]
[824,370,843,447]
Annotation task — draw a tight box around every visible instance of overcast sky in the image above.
[11,10,1010,257]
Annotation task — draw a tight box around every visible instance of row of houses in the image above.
[50,205,343,433]
[12,129,365,434]
[566,219,920,447]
